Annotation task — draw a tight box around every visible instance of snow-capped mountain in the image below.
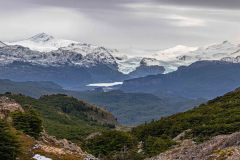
[1,33,240,91]
[118,41,240,73]
[4,33,240,75]
[147,41,240,72]
[0,45,118,71]
[2,34,118,70]
[7,33,78,52]
[60,43,118,69]
[5,33,164,74]
[0,44,126,90]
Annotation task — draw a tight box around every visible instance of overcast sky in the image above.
[1,0,240,50]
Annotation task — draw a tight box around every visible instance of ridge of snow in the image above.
[6,33,78,52]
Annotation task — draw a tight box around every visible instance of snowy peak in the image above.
[29,33,54,42]
[0,41,6,47]
[7,33,78,52]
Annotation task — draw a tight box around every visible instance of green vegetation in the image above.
[85,89,240,159]
[12,110,43,138]
[144,136,176,156]
[84,130,142,160]
[1,88,240,159]
[5,94,117,143]
[0,120,20,160]
[72,90,204,125]
[132,89,240,147]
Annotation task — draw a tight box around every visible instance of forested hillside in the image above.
[84,88,240,159]
[4,93,118,143]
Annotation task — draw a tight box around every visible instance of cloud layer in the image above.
[0,0,240,50]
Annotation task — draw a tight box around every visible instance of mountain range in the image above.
[121,60,240,99]
[4,33,240,77]
[1,33,240,124]
[1,33,167,90]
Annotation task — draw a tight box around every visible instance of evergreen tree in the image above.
[0,120,20,160]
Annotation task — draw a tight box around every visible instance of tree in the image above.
[12,110,43,138]
[0,120,20,160]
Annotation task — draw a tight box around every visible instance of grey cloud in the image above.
[0,0,240,50]
[154,0,240,9]
[2,0,240,10]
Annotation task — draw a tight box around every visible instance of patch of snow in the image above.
[33,154,52,160]
[86,82,123,87]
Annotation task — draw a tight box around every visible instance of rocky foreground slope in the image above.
[0,96,98,160]
[147,132,240,160]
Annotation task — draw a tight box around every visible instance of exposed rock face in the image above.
[36,131,98,160]
[0,96,24,119]
[146,132,240,160]
[172,129,191,142]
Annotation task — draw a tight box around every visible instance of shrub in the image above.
[84,130,137,158]
[12,110,43,138]
[144,136,176,157]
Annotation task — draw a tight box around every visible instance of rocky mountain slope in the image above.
[147,132,240,160]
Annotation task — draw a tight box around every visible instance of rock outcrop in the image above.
[0,96,24,119]
[147,132,240,160]
[35,131,98,160]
